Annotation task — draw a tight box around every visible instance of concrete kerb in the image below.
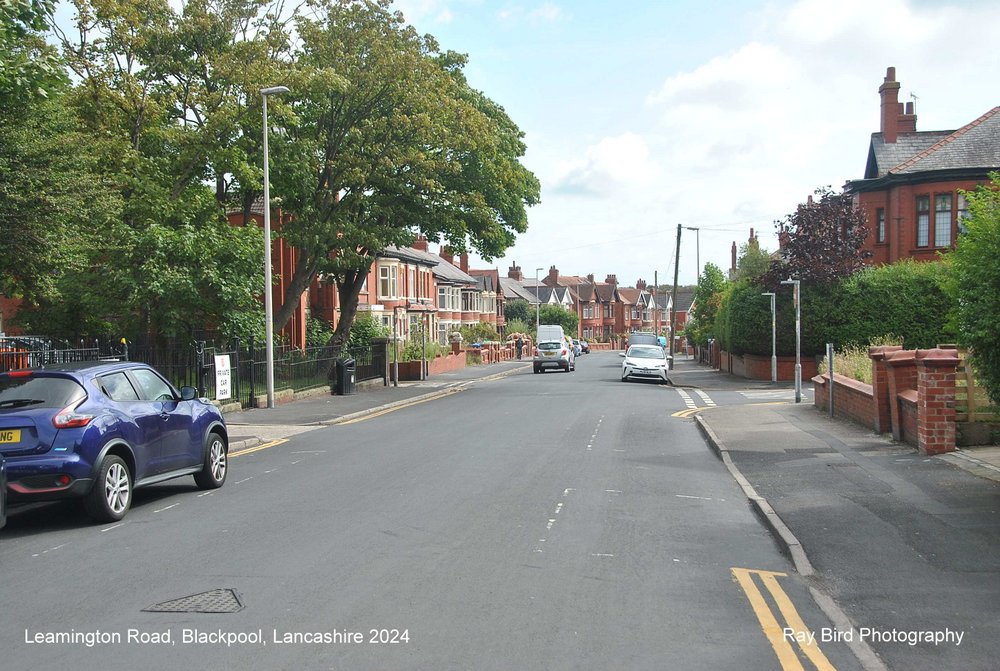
[693,413,815,577]
[694,412,889,671]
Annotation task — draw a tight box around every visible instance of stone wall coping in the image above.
[885,349,917,365]
[869,345,904,360]
[914,347,961,366]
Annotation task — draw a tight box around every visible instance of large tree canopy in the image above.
[270,0,540,345]
[950,173,1000,405]
[764,186,871,287]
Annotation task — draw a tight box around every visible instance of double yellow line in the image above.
[230,438,288,458]
[732,568,836,670]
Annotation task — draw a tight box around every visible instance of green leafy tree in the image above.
[270,0,539,349]
[684,263,727,347]
[504,299,532,325]
[345,312,391,349]
[1,0,65,105]
[951,173,1000,404]
[44,0,279,341]
[0,93,116,311]
[536,304,578,337]
[735,238,771,282]
[765,186,871,287]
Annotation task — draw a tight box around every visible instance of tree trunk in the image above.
[272,250,320,334]
[324,269,367,382]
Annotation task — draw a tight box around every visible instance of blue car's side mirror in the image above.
[180,386,198,401]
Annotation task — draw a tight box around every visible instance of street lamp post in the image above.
[535,267,544,333]
[260,85,289,409]
[761,292,776,383]
[780,279,801,403]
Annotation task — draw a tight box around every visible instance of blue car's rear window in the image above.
[0,376,86,410]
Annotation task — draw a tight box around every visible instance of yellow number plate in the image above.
[0,429,21,444]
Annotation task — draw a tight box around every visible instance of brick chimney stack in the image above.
[586,273,595,283]
[879,66,917,143]
[412,234,429,252]
[636,279,646,291]
[547,265,559,286]
[460,253,469,273]
[605,274,617,286]
[508,262,523,281]
[439,246,454,265]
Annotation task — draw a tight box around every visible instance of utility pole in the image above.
[653,270,659,335]
[669,224,681,370]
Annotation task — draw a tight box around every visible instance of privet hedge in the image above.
[714,260,954,357]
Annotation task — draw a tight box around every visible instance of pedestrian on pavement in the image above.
[515,336,524,360]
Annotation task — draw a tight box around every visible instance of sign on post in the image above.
[214,354,232,400]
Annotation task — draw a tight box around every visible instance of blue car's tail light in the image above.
[53,401,94,429]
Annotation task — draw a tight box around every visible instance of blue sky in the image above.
[395,0,1000,286]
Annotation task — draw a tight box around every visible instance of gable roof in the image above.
[384,245,477,286]
[854,106,1000,189]
[499,277,539,303]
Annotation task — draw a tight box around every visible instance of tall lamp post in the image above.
[535,267,544,333]
[761,292,776,383]
[261,85,289,409]
[780,278,801,403]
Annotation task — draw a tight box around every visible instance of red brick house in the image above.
[846,67,1000,264]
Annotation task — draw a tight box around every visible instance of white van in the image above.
[536,325,565,343]
[533,324,575,373]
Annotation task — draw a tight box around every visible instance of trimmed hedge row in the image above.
[715,260,955,357]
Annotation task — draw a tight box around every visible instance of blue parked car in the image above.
[0,361,228,523]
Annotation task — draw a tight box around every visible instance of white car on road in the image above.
[621,345,671,383]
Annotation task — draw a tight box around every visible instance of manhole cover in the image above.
[144,588,244,614]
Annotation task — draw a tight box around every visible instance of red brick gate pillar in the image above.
[915,348,960,456]
[869,345,903,434]
[885,350,917,443]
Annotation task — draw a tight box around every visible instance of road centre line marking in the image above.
[230,438,289,457]
[676,494,724,501]
[100,524,124,533]
[154,503,180,513]
[234,477,253,485]
[731,567,837,671]
[337,388,464,424]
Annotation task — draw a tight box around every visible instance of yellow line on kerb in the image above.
[230,438,289,458]
[337,387,464,425]
[672,407,707,418]
[731,568,837,671]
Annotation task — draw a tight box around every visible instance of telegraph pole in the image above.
[669,224,681,370]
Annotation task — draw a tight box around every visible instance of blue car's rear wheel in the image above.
[84,455,132,523]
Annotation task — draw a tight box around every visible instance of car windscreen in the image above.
[627,346,664,359]
[538,342,563,351]
[0,376,87,410]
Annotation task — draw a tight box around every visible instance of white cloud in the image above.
[529,3,562,22]
[550,133,660,196]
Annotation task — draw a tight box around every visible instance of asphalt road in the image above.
[2,352,861,670]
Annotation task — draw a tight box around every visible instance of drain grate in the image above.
[144,588,245,614]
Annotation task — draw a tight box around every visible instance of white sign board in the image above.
[214,354,232,400]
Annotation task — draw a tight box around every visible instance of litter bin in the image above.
[335,358,356,395]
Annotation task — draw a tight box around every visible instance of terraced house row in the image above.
[261,226,692,349]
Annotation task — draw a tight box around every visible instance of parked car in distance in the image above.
[534,340,575,373]
[0,361,229,523]
[572,339,586,355]
[621,345,671,383]
[577,340,590,354]
[626,332,660,348]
